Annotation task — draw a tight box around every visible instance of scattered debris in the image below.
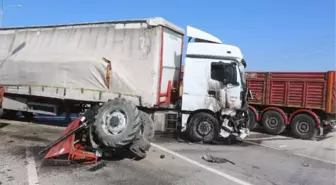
[88,162,107,172]
[202,154,235,165]
[252,165,260,170]
[7,140,13,143]
[302,163,309,167]
[160,154,165,159]
[7,176,14,181]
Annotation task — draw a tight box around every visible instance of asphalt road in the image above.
[0,119,335,185]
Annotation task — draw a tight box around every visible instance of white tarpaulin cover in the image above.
[0,18,184,106]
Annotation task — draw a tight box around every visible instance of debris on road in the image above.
[160,154,165,159]
[88,162,107,172]
[302,163,309,167]
[202,154,235,165]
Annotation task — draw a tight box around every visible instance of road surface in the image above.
[0,119,335,185]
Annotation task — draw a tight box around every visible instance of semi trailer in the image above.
[0,17,252,144]
[246,71,336,140]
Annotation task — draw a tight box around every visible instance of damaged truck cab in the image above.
[180,26,251,142]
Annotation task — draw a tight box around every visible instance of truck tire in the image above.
[93,98,141,149]
[247,109,258,130]
[290,114,318,140]
[139,111,155,141]
[261,110,286,135]
[188,112,220,143]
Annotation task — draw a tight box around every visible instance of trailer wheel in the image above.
[93,98,141,148]
[290,114,317,140]
[139,111,155,141]
[261,110,286,135]
[188,112,220,143]
[247,109,258,130]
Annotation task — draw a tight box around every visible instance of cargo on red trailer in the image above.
[246,71,336,140]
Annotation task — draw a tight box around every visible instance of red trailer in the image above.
[246,71,336,139]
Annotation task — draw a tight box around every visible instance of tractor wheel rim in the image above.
[102,110,126,135]
[297,121,309,133]
[197,121,213,136]
[267,117,278,128]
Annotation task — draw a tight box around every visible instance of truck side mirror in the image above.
[241,59,247,68]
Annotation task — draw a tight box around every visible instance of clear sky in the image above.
[2,0,335,72]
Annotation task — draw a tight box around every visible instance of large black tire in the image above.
[290,114,318,140]
[93,98,141,149]
[261,110,286,135]
[247,109,258,130]
[188,112,220,143]
[139,111,155,141]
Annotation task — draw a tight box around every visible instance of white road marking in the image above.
[26,143,39,185]
[243,141,336,165]
[151,143,253,185]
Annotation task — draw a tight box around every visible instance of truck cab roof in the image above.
[186,26,244,61]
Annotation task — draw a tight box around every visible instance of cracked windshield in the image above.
[0,0,335,185]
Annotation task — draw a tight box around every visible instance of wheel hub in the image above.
[102,110,126,135]
[297,122,309,133]
[267,117,278,128]
[197,121,213,136]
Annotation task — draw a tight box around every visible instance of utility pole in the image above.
[0,0,22,27]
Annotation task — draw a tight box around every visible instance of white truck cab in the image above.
[180,26,251,142]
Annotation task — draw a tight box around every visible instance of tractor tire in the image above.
[247,109,258,130]
[290,114,318,140]
[93,98,141,149]
[261,110,286,135]
[139,111,155,141]
[188,112,220,143]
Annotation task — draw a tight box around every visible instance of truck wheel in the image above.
[188,112,220,143]
[139,111,155,141]
[247,109,258,130]
[290,114,318,140]
[93,98,141,149]
[261,110,286,135]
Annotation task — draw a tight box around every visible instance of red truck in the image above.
[246,71,336,140]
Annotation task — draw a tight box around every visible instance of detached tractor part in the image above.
[39,98,154,165]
